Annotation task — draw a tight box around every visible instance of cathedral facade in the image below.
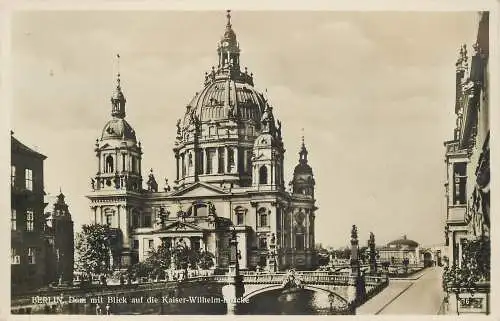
[87,11,318,272]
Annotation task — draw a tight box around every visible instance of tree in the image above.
[75,224,113,283]
[197,250,215,270]
[145,242,172,277]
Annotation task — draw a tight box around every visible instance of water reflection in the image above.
[239,288,334,315]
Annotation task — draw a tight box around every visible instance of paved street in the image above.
[357,267,445,315]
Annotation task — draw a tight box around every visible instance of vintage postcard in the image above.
[5,2,495,317]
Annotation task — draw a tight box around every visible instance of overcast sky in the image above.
[11,10,480,248]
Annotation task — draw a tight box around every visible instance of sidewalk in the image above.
[356,280,413,314]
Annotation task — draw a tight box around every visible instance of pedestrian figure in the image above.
[105,303,111,315]
[96,304,101,315]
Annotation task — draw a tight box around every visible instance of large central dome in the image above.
[173,10,284,189]
[180,10,267,129]
[183,75,267,126]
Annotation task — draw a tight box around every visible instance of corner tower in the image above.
[88,59,142,268]
[291,136,315,197]
[252,104,285,190]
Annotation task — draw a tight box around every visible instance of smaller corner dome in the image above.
[101,118,136,141]
[254,133,275,148]
[294,162,313,176]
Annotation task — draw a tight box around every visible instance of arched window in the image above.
[258,208,268,227]
[236,212,244,225]
[104,209,114,227]
[234,206,246,225]
[194,203,207,217]
[259,166,268,184]
[105,156,114,173]
[188,152,193,168]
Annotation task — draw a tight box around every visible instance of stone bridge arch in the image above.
[242,284,349,305]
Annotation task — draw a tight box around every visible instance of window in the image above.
[259,166,268,185]
[105,214,113,226]
[195,204,207,217]
[236,212,244,225]
[295,234,305,250]
[11,165,16,187]
[27,247,36,264]
[148,239,154,249]
[259,208,268,227]
[246,151,252,173]
[259,237,268,249]
[192,239,201,251]
[207,149,216,174]
[105,155,114,173]
[11,248,20,265]
[228,149,234,171]
[144,213,152,228]
[218,148,225,173]
[26,209,34,231]
[133,240,139,249]
[132,156,138,174]
[11,209,16,231]
[122,154,126,172]
[196,150,204,175]
[181,154,186,177]
[132,212,139,228]
[453,162,467,205]
[25,168,33,191]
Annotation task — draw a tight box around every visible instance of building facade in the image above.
[11,134,49,291]
[443,11,489,269]
[442,12,489,315]
[87,12,318,272]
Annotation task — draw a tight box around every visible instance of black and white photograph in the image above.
[7,5,493,316]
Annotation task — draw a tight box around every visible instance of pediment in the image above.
[171,182,228,197]
[158,220,205,232]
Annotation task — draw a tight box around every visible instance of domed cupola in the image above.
[92,64,143,193]
[101,72,137,142]
[173,10,273,189]
[291,136,315,197]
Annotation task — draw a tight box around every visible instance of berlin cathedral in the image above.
[87,11,318,271]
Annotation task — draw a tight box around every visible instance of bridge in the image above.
[11,270,388,314]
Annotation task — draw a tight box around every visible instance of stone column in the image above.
[91,206,97,223]
[233,147,239,173]
[115,149,119,174]
[175,155,179,181]
[120,205,130,248]
[98,206,103,224]
[224,146,229,173]
[138,154,142,175]
[203,148,207,174]
[102,153,106,173]
[97,152,101,174]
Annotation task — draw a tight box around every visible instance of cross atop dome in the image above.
[111,53,126,119]
[299,129,308,163]
[226,10,232,27]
